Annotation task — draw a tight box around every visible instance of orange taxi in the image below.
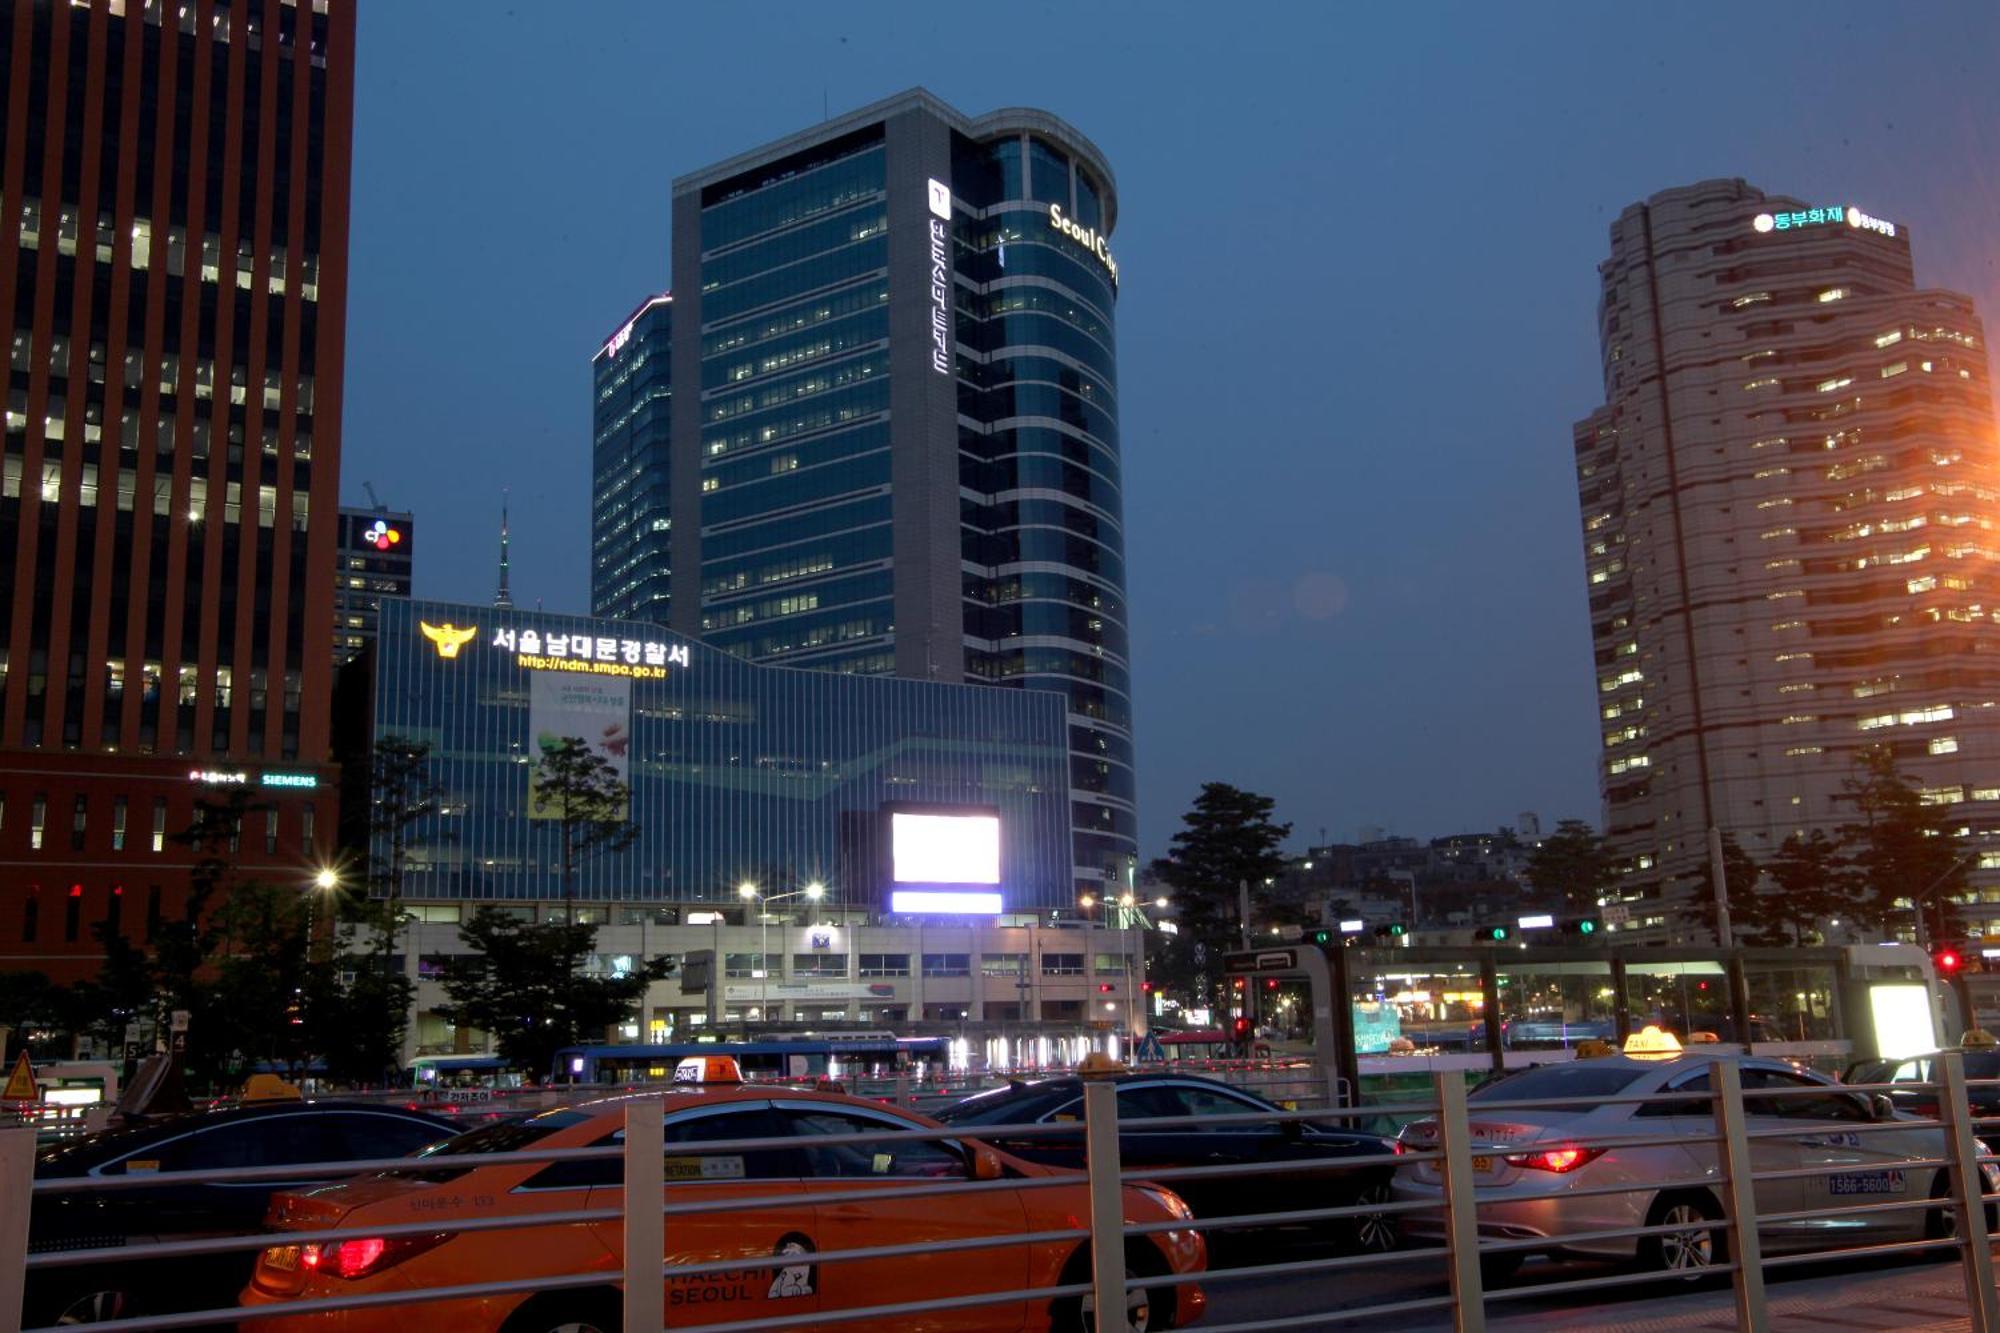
[240,1059,1206,1331]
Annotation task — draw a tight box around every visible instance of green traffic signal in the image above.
[1578,920,1596,935]
[1387,923,1407,937]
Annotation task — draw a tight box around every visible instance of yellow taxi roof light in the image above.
[1962,1028,1999,1048]
[673,1054,743,1085]
[1623,1025,1684,1058]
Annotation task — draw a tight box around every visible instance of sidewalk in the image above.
[1486,1265,1978,1332]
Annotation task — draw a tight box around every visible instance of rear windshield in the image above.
[393,1110,591,1181]
[1470,1064,1649,1103]
[1965,1052,2000,1080]
[932,1084,1064,1126]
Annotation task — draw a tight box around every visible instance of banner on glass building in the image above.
[528,672,632,819]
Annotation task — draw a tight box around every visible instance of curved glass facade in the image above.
[375,599,1072,909]
[953,128,1135,890]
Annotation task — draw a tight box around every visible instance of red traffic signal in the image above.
[1936,947,1964,976]
[1140,981,1154,993]
[1097,983,1114,993]
[1230,1016,1252,1040]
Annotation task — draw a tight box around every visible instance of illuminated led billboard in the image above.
[888,809,1002,914]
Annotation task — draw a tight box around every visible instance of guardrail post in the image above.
[623,1096,665,1333]
[1081,1075,1128,1333]
[0,1126,32,1333]
[1709,1059,1769,1333]
[1432,1071,1486,1333]
[1936,1051,2000,1333]
[895,1071,911,1109]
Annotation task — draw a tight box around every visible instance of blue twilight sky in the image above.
[340,2,2000,858]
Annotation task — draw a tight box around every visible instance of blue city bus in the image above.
[552,1034,950,1085]
[407,1055,523,1090]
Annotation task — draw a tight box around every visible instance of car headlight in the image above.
[1137,1185,1195,1222]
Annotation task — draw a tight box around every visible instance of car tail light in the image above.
[295,1232,454,1280]
[1503,1146,1603,1173]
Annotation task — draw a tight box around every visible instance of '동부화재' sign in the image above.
[1753,205,1896,238]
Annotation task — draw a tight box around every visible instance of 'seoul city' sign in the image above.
[1048,203,1119,286]
[926,178,953,375]
[1753,205,1897,238]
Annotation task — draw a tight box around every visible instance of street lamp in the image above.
[743,882,826,1026]
[306,866,341,960]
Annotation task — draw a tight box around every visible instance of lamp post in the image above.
[740,881,825,1026]
[308,866,340,962]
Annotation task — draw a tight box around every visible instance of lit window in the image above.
[1819,288,1849,303]
[1931,737,1960,756]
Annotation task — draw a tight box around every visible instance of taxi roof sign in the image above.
[2,1050,38,1101]
[673,1054,743,1085]
[1623,1025,1684,1059]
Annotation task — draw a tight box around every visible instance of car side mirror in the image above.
[1870,1093,1896,1122]
[968,1144,1004,1180]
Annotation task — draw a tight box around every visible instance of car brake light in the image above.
[296,1233,454,1280]
[1503,1146,1603,1173]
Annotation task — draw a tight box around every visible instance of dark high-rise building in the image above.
[591,291,671,622]
[598,89,1133,900]
[1574,180,2000,942]
[333,503,412,666]
[0,0,355,980]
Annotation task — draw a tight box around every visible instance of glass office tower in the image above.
[652,89,1133,900]
[591,292,673,622]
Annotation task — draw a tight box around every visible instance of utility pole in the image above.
[1238,879,1252,950]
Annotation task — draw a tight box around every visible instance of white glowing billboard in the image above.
[891,812,1000,886]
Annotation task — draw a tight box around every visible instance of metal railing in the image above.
[1,1054,1997,1331]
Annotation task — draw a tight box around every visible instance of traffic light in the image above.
[1311,929,1332,946]
[1265,978,1279,990]
[1373,923,1408,942]
[1561,917,1601,937]
[1936,946,1965,977]
[1097,983,1114,993]
[1231,1016,1252,1042]
[1140,981,1154,994]
[1475,925,1510,943]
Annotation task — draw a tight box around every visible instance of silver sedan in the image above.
[1391,1053,1997,1280]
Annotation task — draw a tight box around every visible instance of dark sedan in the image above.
[1845,1047,2000,1122]
[27,1098,458,1326]
[933,1072,1399,1252]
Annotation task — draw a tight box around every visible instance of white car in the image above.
[1392,1053,1997,1280]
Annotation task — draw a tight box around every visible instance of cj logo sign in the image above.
[419,622,478,659]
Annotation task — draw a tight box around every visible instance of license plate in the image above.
[1830,1171,1906,1196]
[1471,1156,1494,1173]
[263,1245,302,1272]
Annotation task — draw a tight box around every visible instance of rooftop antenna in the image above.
[494,489,514,610]
[362,481,384,511]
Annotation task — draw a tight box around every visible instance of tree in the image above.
[1838,745,1972,943]
[531,738,639,925]
[1682,833,1761,945]
[1744,831,1855,946]
[1523,820,1617,915]
[436,908,670,1079]
[357,735,442,955]
[1150,784,1291,1014]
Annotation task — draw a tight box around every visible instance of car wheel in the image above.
[1638,1191,1723,1274]
[1051,1244,1174,1333]
[498,1289,621,1333]
[1345,1177,1399,1254]
[1924,1169,1998,1243]
[47,1284,135,1325]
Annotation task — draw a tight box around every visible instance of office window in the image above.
[724,952,768,979]
[265,809,279,855]
[145,885,161,942]
[571,906,609,925]
[1042,953,1085,976]
[1092,953,1130,974]
[621,905,677,926]
[21,893,37,943]
[152,798,167,852]
[64,889,81,942]
[112,797,127,851]
[31,795,46,850]
[104,886,123,939]
[70,796,87,851]
[921,953,970,978]
[302,803,315,849]
[981,953,1027,977]
[792,953,847,978]
[407,904,462,924]
[858,953,909,977]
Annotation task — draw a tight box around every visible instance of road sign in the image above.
[124,1021,143,1046]
[2,1050,38,1101]
[1604,905,1633,926]
[169,1009,191,1033]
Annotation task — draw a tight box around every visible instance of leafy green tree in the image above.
[1683,832,1760,945]
[1150,783,1291,1013]
[1523,820,1617,914]
[1838,745,1972,943]
[204,883,314,1079]
[1744,830,1856,946]
[532,738,639,925]
[436,908,669,1079]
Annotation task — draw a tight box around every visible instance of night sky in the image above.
[341,3,2000,858]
